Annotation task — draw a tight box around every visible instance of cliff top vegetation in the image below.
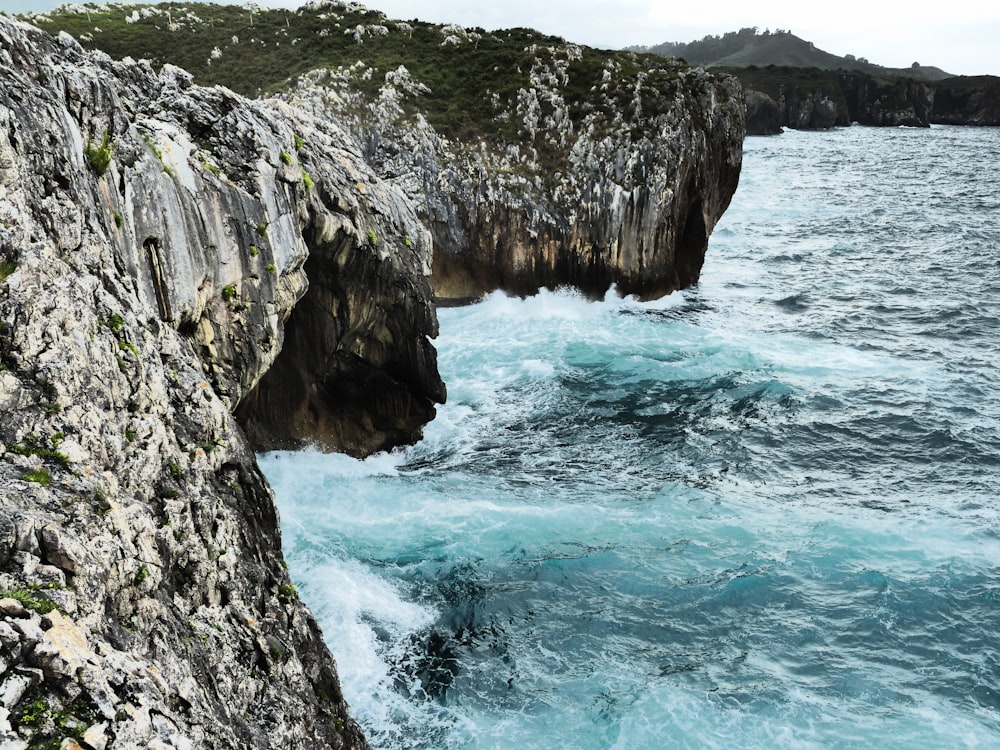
[19,1,694,143]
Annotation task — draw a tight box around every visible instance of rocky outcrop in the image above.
[775,87,844,129]
[1,10,748,748]
[931,76,1000,125]
[838,73,933,127]
[737,67,934,134]
[0,14,446,748]
[744,90,783,135]
[285,47,745,302]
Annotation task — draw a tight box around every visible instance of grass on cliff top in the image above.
[23,2,690,142]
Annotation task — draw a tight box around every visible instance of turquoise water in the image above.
[261,125,1000,749]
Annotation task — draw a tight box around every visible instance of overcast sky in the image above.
[3,1,997,76]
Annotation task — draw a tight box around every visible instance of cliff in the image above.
[284,47,744,302]
[0,13,447,747]
[1,6,746,748]
[733,67,934,133]
[27,2,746,303]
[931,76,1000,125]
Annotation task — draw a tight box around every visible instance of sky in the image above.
[2,1,997,76]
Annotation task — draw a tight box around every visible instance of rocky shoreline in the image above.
[0,11,743,748]
[738,69,1000,134]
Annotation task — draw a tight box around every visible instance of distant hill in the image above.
[638,28,953,82]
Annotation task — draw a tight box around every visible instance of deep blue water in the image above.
[261,125,1000,749]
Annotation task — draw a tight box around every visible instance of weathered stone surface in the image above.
[744,89,783,135]
[0,598,27,619]
[839,73,934,127]
[0,670,38,709]
[0,13,442,749]
[285,53,745,303]
[37,526,84,575]
[0,9,749,749]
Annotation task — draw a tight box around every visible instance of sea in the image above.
[260,125,1000,749]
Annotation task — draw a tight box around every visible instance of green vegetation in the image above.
[27,2,690,142]
[113,210,124,228]
[221,284,237,302]
[719,64,844,102]
[280,150,293,165]
[106,312,126,334]
[12,685,95,745]
[2,588,57,614]
[134,565,150,585]
[93,486,112,514]
[141,132,174,175]
[265,263,276,274]
[301,169,314,191]
[293,132,305,150]
[22,467,53,486]
[642,27,953,82]
[277,583,297,602]
[367,229,378,246]
[249,245,259,257]
[0,261,16,281]
[9,433,71,470]
[85,129,112,176]
[199,436,224,453]
[118,339,140,357]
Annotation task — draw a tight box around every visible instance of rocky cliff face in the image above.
[838,73,934,127]
[0,14,447,748]
[738,68,934,134]
[931,76,1000,125]
[284,42,745,302]
[0,9,748,748]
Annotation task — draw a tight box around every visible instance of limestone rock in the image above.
[741,73,934,134]
[0,14,404,749]
[745,90,783,135]
[284,53,745,303]
[0,8,748,749]
[839,73,934,127]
